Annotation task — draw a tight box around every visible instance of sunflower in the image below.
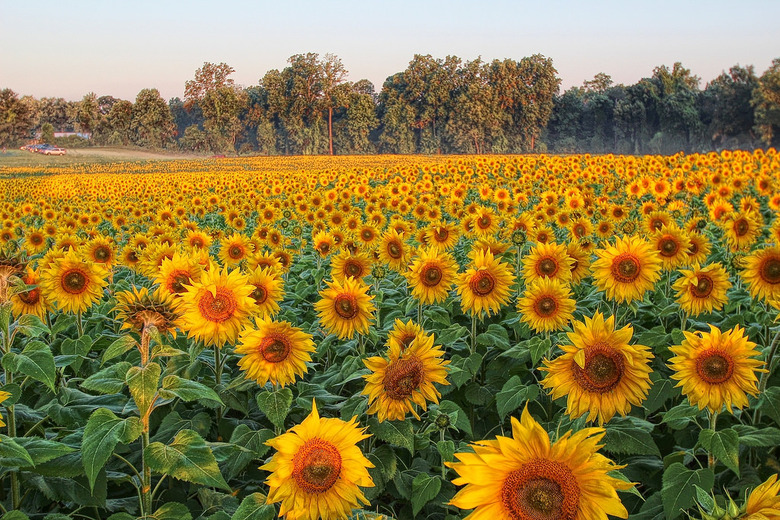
[386,318,423,352]
[668,325,764,414]
[522,242,574,285]
[591,236,662,303]
[457,248,515,317]
[540,312,653,425]
[11,267,49,319]
[331,250,372,284]
[672,263,731,317]
[424,220,459,250]
[248,250,284,273]
[315,277,375,340]
[362,332,449,422]
[138,242,177,278]
[741,247,780,302]
[262,401,374,520]
[178,266,256,347]
[722,210,762,252]
[155,251,203,298]
[185,230,213,251]
[472,207,499,237]
[218,233,254,267]
[650,224,691,270]
[312,230,334,258]
[0,390,10,428]
[246,266,285,318]
[744,474,780,519]
[82,237,117,268]
[406,247,458,305]
[377,228,409,272]
[236,317,314,388]
[24,227,48,255]
[39,250,108,314]
[448,406,632,520]
[566,241,592,285]
[518,278,576,333]
[113,286,182,338]
[686,232,711,266]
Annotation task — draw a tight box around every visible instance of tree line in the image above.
[1,53,779,154]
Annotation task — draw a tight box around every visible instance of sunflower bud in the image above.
[435,412,451,430]
[510,229,526,246]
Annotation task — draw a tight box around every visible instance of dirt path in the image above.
[67,148,200,161]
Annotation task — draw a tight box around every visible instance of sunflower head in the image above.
[406,247,458,306]
[457,248,516,317]
[114,286,182,338]
[314,277,375,340]
[39,249,109,314]
[518,277,576,333]
[591,235,662,304]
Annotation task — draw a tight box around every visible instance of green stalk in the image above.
[470,315,477,355]
[141,430,151,516]
[708,411,718,470]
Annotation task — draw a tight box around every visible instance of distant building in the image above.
[53,132,91,139]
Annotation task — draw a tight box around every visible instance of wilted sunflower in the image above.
[744,474,780,519]
[406,247,458,305]
[114,286,181,338]
[246,266,284,319]
[178,267,256,347]
[236,317,314,388]
[591,235,662,303]
[672,263,731,317]
[522,242,574,285]
[11,267,49,319]
[518,277,576,333]
[331,250,372,284]
[362,332,449,422]
[448,406,632,520]
[741,246,780,302]
[650,224,691,270]
[541,312,653,425]
[668,325,764,414]
[40,250,109,314]
[457,248,515,317]
[155,251,203,298]
[315,277,375,339]
[262,401,374,520]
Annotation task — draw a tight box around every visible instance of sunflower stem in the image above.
[214,346,224,427]
[76,311,84,337]
[141,429,151,516]
[2,323,20,510]
[470,315,477,355]
[707,411,718,470]
[440,429,446,479]
[358,334,365,357]
[417,302,423,327]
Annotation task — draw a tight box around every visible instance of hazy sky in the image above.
[1,0,778,101]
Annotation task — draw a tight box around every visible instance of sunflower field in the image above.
[1,150,780,520]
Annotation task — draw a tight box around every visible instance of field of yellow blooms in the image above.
[1,150,780,520]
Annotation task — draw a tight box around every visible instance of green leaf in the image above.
[476,324,510,350]
[661,403,701,430]
[51,314,76,335]
[495,376,540,419]
[699,428,740,476]
[126,362,161,418]
[437,400,472,436]
[81,362,132,394]
[731,425,780,447]
[145,429,230,491]
[2,340,56,392]
[527,336,552,366]
[643,371,680,414]
[101,335,137,365]
[151,344,188,359]
[436,440,455,464]
[12,313,49,338]
[368,444,397,481]
[411,473,441,516]
[231,493,274,520]
[757,386,780,427]
[1,511,30,520]
[149,502,192,520]
[82,408,143,492]
[661,463,714,519]
[256,387,293,430]
[0,434,35,467]
[367,417,414,453]
[603,417,661,456]
[60,335,92,372]
[160,375,223,407]
[447,353,482,388]
[13,437,76,466]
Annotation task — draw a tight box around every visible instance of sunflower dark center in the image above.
[169,271,190,293]
[292,439,342,494]
[197,288,237,323]
[611,253,641,283]
[435,228,449,241]
[387,241,402,259]
[470,270,496,296]
[501,459,580,520]
[18,287,40,305]
[319,243,330,254]
[399,333,416,351]
[760,257,780,284]
[695,349,734,384]
[229,246,244,259]
[691,275,714,298]
[383,355,424,400]
[478,216,491,229]
[62,269,88,294]
[534,296,558,317]
[538,258,558,277]
[259,335,291,363]
[734,219,749,237]
[345,261,363,278]
[334,293,359,319]
[659,237,679,257]
[251,284,268,304]
[31,234,43,245]
[572,344,624,393]
[421,264,443,287]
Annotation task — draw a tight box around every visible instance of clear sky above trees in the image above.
[1,0,778,101]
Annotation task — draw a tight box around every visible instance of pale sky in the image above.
[1,0,778,102]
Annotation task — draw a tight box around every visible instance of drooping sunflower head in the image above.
[39,249,109,314]
[668,325,765,414]
[448,406,632,520]
[406,246,458,306]
[672,263,731,317]
[540,311,653,425]
[246,265,285,319]
[518,277,576,333]
[154,251,203,298]
[363,332,449,422]
[114,286,182,338]
[178,266,256,347]
[10,267,48,319]
[741,246,780,303]
[522,242,575,285]
[236,317,314,388]
[457,248,516,317]
[262,401,374,520]
[314,277,375,340]
[591,235,662,303]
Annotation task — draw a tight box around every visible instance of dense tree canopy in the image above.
[2,54,779,153]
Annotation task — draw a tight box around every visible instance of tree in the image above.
[583,72,613,93]
[70,92,100,138]
[0,88,34,146]
[321,54,348,155]
[106,100,133,145]
[704,65,758,146]
[41,122,54,143]
[131,88,175,149]
[752,58,780,146]
[38,97,73,132]
[184,62,236,107]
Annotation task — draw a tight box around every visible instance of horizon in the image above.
[1,0,778,102]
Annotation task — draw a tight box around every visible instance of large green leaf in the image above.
[81,362,132,394]
[160,374,223,407]
[125,362,161,418]
[256,387,293,430]
[495,376,540,418]
[231,493,274,520]
[13,437,76,466]
[603,417,661,456]
[101,335,137,365]
[661,463,714,519]
[367,418,414,453]
[411,473,441,516]
[699,428,740,476]
[148,502,192,520]
[2,340,56,392]
[0,434,34,467]
[12,313,50,338]
[82,408,143,492]
[145,428,230,491]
